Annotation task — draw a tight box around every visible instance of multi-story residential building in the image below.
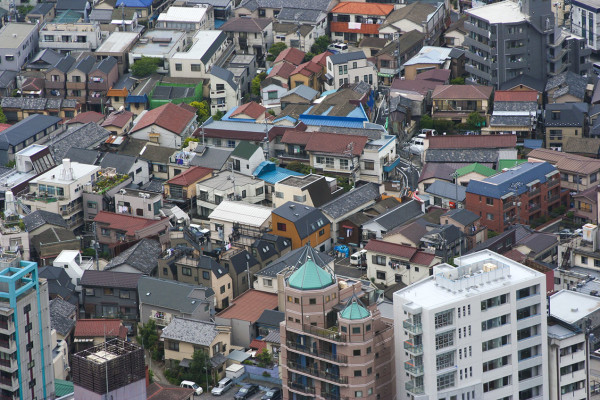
[22,159,100,231]
[368,30,425,86]
[208,201,272,247]
[130,102,198,149]
[0,23,39,72]
[209,66,240,116]
[280,255,396,399]
[330,2,393,44]
[164,166,213,208]
[271,201,332,251]
[543,103,588,151]
[528,148,600,192]
[465,0,590,88]
[39,22,103,53]
[128,30,187,75]
[113,188,163,220]
[0,255,55,400]
[325,51,378,91]
[465,162,564,232]
[273,174,342,208]
[156,5,213,34]
[44,55,75,98]
[66,55,95,105]
[379,2,446,45]
[431,84,494,123]
[169,30,230,80]
[402,46,465,81]
[220,17,273,59]
[571,187,597,224]
[571,0,600,52]
[394,250,549,400]
[87,57,118,112]
[81,168,131,225]
[94,31,140,76]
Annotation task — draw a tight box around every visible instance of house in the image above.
[403,46,465,80]
[271,201,332,251]
[26,3,56,25]
[261,78,288,110]
[527,148,600,192]
[128,30,187,75]
[424,179,466,208]
[571,186,597,225]
[157,249,234,309]
[289,60,325,91]
[118,138,178,181]
[543,103,589,151]
[225,102,270,123]
[20,77,44,98]
[273,23,317,52]
[369,30,425,86]
[389,68,448,117]
[138,276,214,328]
[431,84,494,123]
[440,208,487,250]
[94,31,140,76]
[73,319,128,352]
[52,249,94,291]
[0,114,61,164]
[215,289,278,347]
[101,110,135,135]
[252,161,303,203]
[545,71,588,104]
[361,199,424,241]
[49,297,76,359]
[157,6,214,33]
[39,265,78,305]
[324,51,378,91]
[103,238,162,275]
[330,2,394,45]
[24,210,80,266]
[93,211,170,254]
[266,61,296,88]
[87,57,119,112]
[230,141,265,176]
[64,111,104,128]
[66,55,96,105]
[130,102,198,148]
[218,247,261,297]
[444,15,467,48]
[208,201,272,247]
[465,162,564,232]
[358,36,388,58]
[39,22,103,53]
[273,174,342,208]
[45,55,76,98]
[169,30,230,79]
[485,90,539,137]
[250,233,290,269]
[169,143,232,174]
[210,65,240,116]
[0,98,78,121]
[280,85,319,109]
[378,2,446,46]
[0,23,39,72]
[49,123,111,163]
[27,49,63,72]
[164,166,213,207]
[424,134,518,168]
[80,270,141,334]
[220,17,273,59]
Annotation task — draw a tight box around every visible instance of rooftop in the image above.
[197,170,260,191]
[166,166,213,187]
[0,23,37,48]
[331,2,394,15]
[404,46,457,67]
[161,317,219,346]
[131,102,196,135]
[253,161,303,184]
[216,289,278,322]
[138,277,213,313]
[172,30,225,63]
[31,160,99,185]
[95,31,140,53]
[85,169,129,194]
[208,201,272,226]
[466,162,558,198]
[130,30,186,56]
[527,148,600,175]
[339,297,369,320]
[93,211,168,236]
[74,319,127,339]
[550,289,600,324]
[288,258,334,290]
[466,0,527,24]
[157,6,209,22]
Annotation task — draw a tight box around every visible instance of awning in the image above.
[378,72,395,78]
[179,358,191,368]
[341,225,354,229]
[325,73,334,80]
[383,157,402,173]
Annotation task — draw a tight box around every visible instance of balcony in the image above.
[287,361,348,384]
[66,81,86,90]
[0,376,15,388]
[503,200,515,210]
[548,193,560,203]
[402,320,422,335]
[287,380,315,395]
[302,324,346,342]
[287,360,319,377]
[321,392,349,400]
[149,314,172,327]
[87,96,103,104]
[45,80,65,89]
[528,187,541,197]
[383,156,401,173]
[0,339,14,352]
[60,203,82,216]
[528,203,541,213]
[405,381,425,395]
[0,358,16,373]
[286,340,348,363]
[404,360,424,375]
[547,178,559,188]
[403,340,423,356]
[88,81,108,91]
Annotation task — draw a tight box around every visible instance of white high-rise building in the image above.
[393,250,548,400]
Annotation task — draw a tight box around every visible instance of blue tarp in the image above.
[523,139,543,149]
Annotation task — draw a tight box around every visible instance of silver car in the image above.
[211,378,234,396]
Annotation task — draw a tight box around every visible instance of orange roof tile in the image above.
[216,290,278,322]
[94,211,169,236]
[311,51,333,67]
[291,61,322,77]
[166,166,213,186]
[331,2,394,15]
[65,111,104,125]
[130,102,196,135]
[330,21,381,35]
[268,61,296,79]
[231,101,267,119]
[494,90,538,102]
[74,319,127,339]
[274,47,306,66]
[250,339,267,353]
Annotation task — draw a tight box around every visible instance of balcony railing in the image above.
[321,392,349,400]
[0,321,8,330]
[547,179,559,188]
[287,380,316,395]
[286,340,348,363]
[404,360,424,375]
[405,381,425,395]
[503,201,514,210]
[403,341,423,355]
[548,194,560,203]
[402,320,422,335]
[528,203,541,213]
[0,340,10,350]
[0,376,13,386]
[287,361,319,376]
[302,324,346,342]
[528,187,541,197]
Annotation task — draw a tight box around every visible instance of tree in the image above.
[466,112,486,130]
[266,42,287,61]
[182,350,212,387]
[256,348,272,368]
[189,101,210,124]
[251,75,262,96]
[311,36,331,54]
[0,107,7,124]
[213,110,225,121]
[131,57,161,77]
[303,52,316,62]
[420,114,433,129]
[450,77,465,85]
[182,137,199,149]
[137,320,159,352]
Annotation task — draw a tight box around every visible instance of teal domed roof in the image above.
[288,258,334,290]
[340,298,370,320]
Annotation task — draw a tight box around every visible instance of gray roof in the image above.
[49,298,76,336]
[256,244,332,277]
[425,148,499,163]
[489,115,533,127]
[227,350,251,362]
[93,57,117,75]
[263,329,281,343]
[152,85,195,101]
[256,309,284,327]
[68,55,95,74]
[443,208,479,226]
[64,147,102,165]
[39,266,77,305]
[0,70,16,89]
[50,55,76,73]
[80,270,142,289]
[50,122,110,162]
[237,0,283,11]
[56,0,87,10]
[424,179,466,202]
[138,276,213,313]
[28,49,63,69]
[0,114,60,150]
[320,183,380,219]
[315,125,385,140]
[89,8,113,21]
[210,65,238,91]
[220,17,272,32]
[277,7,324,23]
[499,74,545,92]
[329,51,367,65]
[251,238,279,262]
[1,97,77,111]
[104,239,162,274]
[100,153,136,174]
[282,84,319,101]
[23,210,67,231]
[368,200,423,230]
[494,101,537,112]
[227,249,260,275]
[545,71,587,100]
[272,202,329,239]
[517,232,558,255]
[28,2,55,15]
[161,317,219,346]
[544,102,588,127]
[190,146,232,170]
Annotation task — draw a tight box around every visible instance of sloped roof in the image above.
[23,210,67,231]
[428,135,516,149]
[425,148,500,163]
[340,297,370,320]
[74,319,127,339]
[256,309,285,327]
[65,111,104,125]
[365,238,436,265]
[161,317,219,346]
[80,270,142,289]
[272,201,329,239]
[455,162,496,177]
[49,298,76,336]
[0,114,61,149]
[331,2,394,15]
[220,16,272,32]
[256,245,331,278]
[166,166,213,186]
[211,66,238,91]
[50,122,110,162]
[216,289,278,322]
[432,84,493,100]
[101,110,134,128]
[527,148,600,175]
[545,70,587,100]
[320,182,380,219]
[131,102,196,135]
[231,140,260,159]
[366,200,423,230]
[288,258,334,290]
[494,90,538,102]
[442,208,479,226]
[425,180,466,201]
[564,137,600,156]
[104,238,162,274]
[281,130,368,156]
[381,2,436,28]
[329,51,367,65]
[94,211,168,236]
[138,277,213,313]
[274,47,306,66]
[230,102,267,120]
[268,61,296,79]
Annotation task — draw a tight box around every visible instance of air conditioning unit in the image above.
[456,106,462,111]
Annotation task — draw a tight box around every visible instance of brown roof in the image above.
[216,289,278,322]
[281,130,368,156]
[220,17,272,32]
[381,2,436,28]
[527,148,600,175]
[147,383,194,400]
[415,69,451,83]
[230,101,267,119]
[364,239,435,265]
[563,137,600,156]
[332,2,394,16]
[22,77,44,91]
[166,166,213,186]
[432,85,494,100]
[274,47,306,66]
[359,37,388,49]
[572,186,597,203]
[311,51,333,67]
[130,102,196,135]
[94,211,169,236]
[65,111,104,125]
[391,79,440,96]
[291,61,321,77]
[428,135,516,149]
[494,90,538,102]
[268,61,296,80]
[101,110,134,128]
[74,319,127,339]
[502,248,527,263]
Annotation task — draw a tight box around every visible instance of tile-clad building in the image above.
[465,162,563,233]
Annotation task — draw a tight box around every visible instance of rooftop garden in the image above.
[91,171,130,194]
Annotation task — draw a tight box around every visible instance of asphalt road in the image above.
[199,384,276,399]
[334,257,367,279]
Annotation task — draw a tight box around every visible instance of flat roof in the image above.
[172,30,223,59]
[157,6,208,22]
[31,162,99,184]
[549,290,600,324]
[278,174,322,188]
[208,200,272,226]
[0,23,36,49]
[198,170,258,190]
[394,250,543,309]
[95,31,140,53]
[466,0,527,24]
[16,144,47,157]
[130,30,186,56]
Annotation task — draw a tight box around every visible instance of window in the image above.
[339,66,344,75]
[340,159,349,170]
[277,222,286,231]
[352,327,360,334]
[293,194,306,202]
[87,201,97,209]
[481,314,509,331]
[437,372,455,390]
[483,375,511,392]
[376,270,386,280]
[325,157,334,168]
[364,161,374,170]
[372,255,386,265]
[581,256,588,264]
[435,331,454,350]
[319,229,325,236]
[263,278,272,287]
[104,288,114,296]
[483,355,510,372]
[119,291,130,299]
[190,64,201,71]
[85,288,94,296]
[167,341,179,351]
[354,370,362,377]
[436,351,454,370]
[256,187,264,196]
[227,140,236,148]
[517,285,537,299]
[175,64,182,71]
[182,267,192,276]
[101,228,110,236]
[486,197,494,205]
[25,322,32,332]
[482,334,510,351]
[487,213,494,220]
[220,285,225,294]
[202,271,210,280]
[434,309,453,329]
[355,392,363,398]
[481,293,508,310]
[309,298,316,305]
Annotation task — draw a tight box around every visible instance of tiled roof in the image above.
[166,166,213,186]
[331,2,394,15]
[268,61,296,79]
[147,382,194,400]
[101,110,134,128]
[23,210,67,231]
[74,319,127,339]
[256,309,285,327]
[494,90,538,102]
[216,289,278,322]
[250,339,268,353]
[80,270,142,289]
[104,238,162,274]
[274,47,306,66]
[428,135,516,149]
[131,102,196,135]
[564,137,600,156]
[220,17,272,32]
[138,277,213,313]
[94,211,169,236]
[291,61,321,77]
[281,130,368,156]
[320,182,381,219]
[527,148,600,175]
[432,84,494,100]
[455,162,496,177]
[49,298,76,336]
[161,317,219,346]
[230,101,267,119]
[380,2,436,27]
[425,180,466,201]
[442,208,479,226]
[231,141,260,159]
[330,21,380,34]
[365,239,435,265]
[414,68,451,82]
[273,201,329,238]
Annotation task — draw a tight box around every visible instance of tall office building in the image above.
[394,250,548,400]
[464,0,590,88]
[280,247,395,400]
[0,255,54,400]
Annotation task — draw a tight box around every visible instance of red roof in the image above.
[250,339,267,353]
[94,211,169,236]
[166,166,213,186]
[365,239,436,265]
[330,21,381,35]
[391,79,439,96]
[432,85,494,100]
[231,101,267,119]
[291,61,322,77]
[415,69,451,83]
[274,47,306,66]
[311,51,333,67]
[0,124,11,133]
[216,290,278,322]
[502,248,527,263]
[332,2,394,15]
[101,110,134,128]
[282,130,368,156]
[74,319,127,339]
[65,111,104,125]
[268,61,296,79]
[428,135,517,149]
[494,90,538,102]
[131,102,196,135]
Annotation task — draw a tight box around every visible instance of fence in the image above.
[232,365,281,386]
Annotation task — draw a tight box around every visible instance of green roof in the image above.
[55,379,74,397]
[231,141,260,160]
[455,163,496,178]
[497,159,527,171]
[340,298,370,320]
[288,258,334,290]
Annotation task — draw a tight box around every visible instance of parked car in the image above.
[180,380,203,395]
[234,384,259,399]
[327,42,348,54]
[557,229,573,239]
[261,387,282,400]
[211,377,234,396]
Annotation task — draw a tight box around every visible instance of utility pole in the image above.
[344,142,355,189]
[263,119,270,160]
[93,221,100,270]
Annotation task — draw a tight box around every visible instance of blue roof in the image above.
[298,117,366,128]
[0,114,61,150]
[466,162,557,199]
[523,139,543,149]
[253,161,303,184]
[116,0,153,6]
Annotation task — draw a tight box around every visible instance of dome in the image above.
[340,298,370,320]
[288,258,334,290]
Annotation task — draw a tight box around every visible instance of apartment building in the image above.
[156,5,213,34]
[0,23,39,72]
[329,2,393,45]
[325,51,378,91]
[128,30,187,75]
[571,0,600,52]
[393,250,549,400]
[281,254,395,399]
[169,30,229,79]
[220,17,273,59]
[528,148,600,192]
[543,103,588,152]
[39,22,103,53]
[208,201,272,247]
[209,66,240,116]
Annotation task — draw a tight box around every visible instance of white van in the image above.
[408,134,426,155]
[350,249,367,265]
[180,380,203,395]
[328,42,348,54]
